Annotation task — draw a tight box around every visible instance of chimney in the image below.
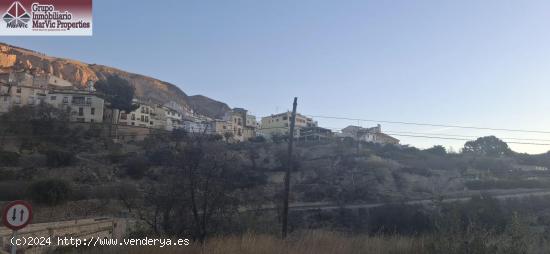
[87,80,96,92]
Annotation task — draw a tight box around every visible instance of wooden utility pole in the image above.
[282,97,297,238]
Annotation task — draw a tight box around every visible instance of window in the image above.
[141,107,145,113]
[78,107,84,116]
[141,115,145,122]
[91,108,95,115]
[50,96,56,101]
[62,97,68,104]
[16,87,21,93]
[86,97,92,105]
[131,114,135,120]
[14,96,21,104]
[283,116,288,120]
[145,116,149,122]
[72,96,85,105]
[28,96,35,105]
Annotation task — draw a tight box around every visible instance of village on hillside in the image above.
[0,70,400,145]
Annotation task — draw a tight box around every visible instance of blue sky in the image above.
[3,0,550,153]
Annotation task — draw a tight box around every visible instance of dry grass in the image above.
[74,231,425,254]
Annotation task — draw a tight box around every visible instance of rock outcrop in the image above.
[0,42,231,118]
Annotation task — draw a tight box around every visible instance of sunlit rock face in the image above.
[0,42,231,119]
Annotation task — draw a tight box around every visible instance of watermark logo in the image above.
[0,0,92,36]
[3,2,30,28]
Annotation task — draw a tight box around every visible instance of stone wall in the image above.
[0,217,129,254]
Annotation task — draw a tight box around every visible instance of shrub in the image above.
[123,157,150,179]
[18,153,47,168]
[249,136,266,143]
[108,148,127,164]
[146,148,175,166]
[0,168,15,181]
[0,181,28,201]
[84,125,103,139]
[43,148,76,167]
[368,204,434,235]
[0,151,19,166]
[28,179,71,206]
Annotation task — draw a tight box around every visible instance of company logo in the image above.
[0,0,92,36]
[2,1,30,28]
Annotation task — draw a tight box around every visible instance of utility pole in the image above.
[282,97,297,239]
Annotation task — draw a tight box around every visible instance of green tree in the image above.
[95,75,138,139]
[463,136,511,157]
[425,145,447,156]
[28,179,71,206]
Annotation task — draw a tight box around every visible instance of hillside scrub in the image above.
[67,229,547,254]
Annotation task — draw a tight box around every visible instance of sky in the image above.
[2,0,550,154]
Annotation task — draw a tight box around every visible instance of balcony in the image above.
[71,101,92,106]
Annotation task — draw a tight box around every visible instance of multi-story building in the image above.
[182,115,210,134]
[298,126,333,141]
[209,119,233,137]
[0,81,48,113]
[47,88,104,123]
[219,108,258,142]
[0,72,105,123]
[260,111,317,137]
[341,124,399,145]
[247,115,260,129]
[151,105,167,130]
[32,74,73,88]
[117,99,158,128]
[163,102,184,131]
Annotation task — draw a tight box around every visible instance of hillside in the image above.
[0,42,231,118]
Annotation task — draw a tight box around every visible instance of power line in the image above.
[383,130,550,142]
[384,133,550,146]
[307,115,550,134]
[317,127,550,146]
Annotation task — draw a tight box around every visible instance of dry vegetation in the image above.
[68,231,423,254]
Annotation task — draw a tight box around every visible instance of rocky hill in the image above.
[0,42,231,119]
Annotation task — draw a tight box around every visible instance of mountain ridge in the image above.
[0,42,231,119]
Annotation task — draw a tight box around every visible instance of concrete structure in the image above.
[182,115,210,134]
[163,102,184,131]
[209,119,233,137]
[341,124,399,145]
[247,114,260,129]
[32,74,73,88]
[117,99,159,128]
[260,112,317,137]
[0,80,48,113]
[0,218,128,254]
[217,108,258,142]
[47,88,105,123]
[298,126,333,141]
[0,72,104,123]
